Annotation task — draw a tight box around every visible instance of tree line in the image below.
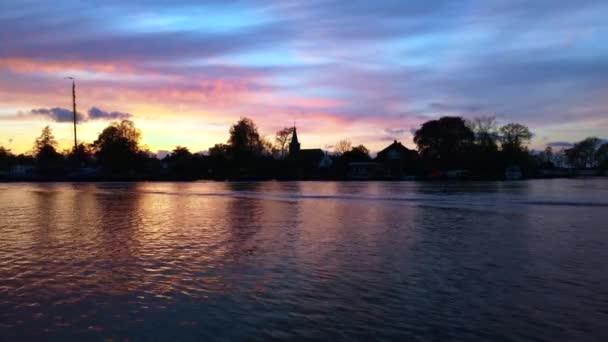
[0,116,606,180]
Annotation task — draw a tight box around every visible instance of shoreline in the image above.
[1,175,605,183]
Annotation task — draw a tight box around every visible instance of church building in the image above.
[288,125,332,177]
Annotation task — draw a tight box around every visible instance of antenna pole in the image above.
[71,79,77,151]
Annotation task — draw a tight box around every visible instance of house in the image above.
[348,162,383,180]
[573,169,599,177]
[539,168,572,178]
[505,165,523,180]
[11,164,34,175]
[297,148,326,167]
[319,154,333,169]
[446,169,470,179]
[375,140,418,178]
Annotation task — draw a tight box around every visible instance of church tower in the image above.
[289,125,300,156]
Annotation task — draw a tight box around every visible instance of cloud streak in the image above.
[547,141,574,148]
[88,107,132,120]
[25,107,132,123]
[29,107,84,123]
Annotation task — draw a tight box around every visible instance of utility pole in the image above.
[66,77,77,151]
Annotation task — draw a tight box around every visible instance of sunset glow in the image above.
[1,1,607,154]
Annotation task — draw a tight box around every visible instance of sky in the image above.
[1,0,607,155]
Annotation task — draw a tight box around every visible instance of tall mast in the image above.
[67,77,77,151]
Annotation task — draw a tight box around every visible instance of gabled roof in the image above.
[377,140,414,156]
[298,148,324,160]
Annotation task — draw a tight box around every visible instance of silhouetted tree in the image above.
[497,123,533,169]
[0,146,13,171]
[164,146,197,179]
[33,126,63,176]
[261,137,274,157]
[225,117,275,178]
[463,116,502,177]
[499,123,532,152]
[414,116,474,170]
[93,120,142,173]
[331,144,371,178]
[4,110,584,180]
[537,146,555,169]
[66,143,94,169]
[345,145,371,161]
[136,149,163,178]
[468,116,499,151]
[209,143,231,158]
[208,143,231,179]
[275,127,294,159]
[565,137,601,168]
[228,117,263,157]
[595,142,608,169]
[34,126,57,154]
[169,146,192,159]
[553,149,566,168]
[15,154,35,167]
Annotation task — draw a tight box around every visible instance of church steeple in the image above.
[289,125,300,156]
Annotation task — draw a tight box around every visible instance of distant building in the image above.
[157,150,170,160]
[573,169,599,177]
[446,169,470,179]
[539,168,572,178]
[288,126,332,178]
[375,140,418,178]
[348,162,383,180]
[11,164,34,175]
[289,126,301,156]
[505,165,523,180]
[319,154,333,169]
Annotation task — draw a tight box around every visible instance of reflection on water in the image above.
[1,180,608,340]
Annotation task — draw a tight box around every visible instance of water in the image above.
[1,179,608,341]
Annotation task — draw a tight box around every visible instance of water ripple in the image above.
[0,180,607,340]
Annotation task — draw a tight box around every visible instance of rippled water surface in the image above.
[1,180,608,341]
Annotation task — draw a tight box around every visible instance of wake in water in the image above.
[89,182,608,211]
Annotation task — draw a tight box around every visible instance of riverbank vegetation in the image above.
[1,116,606,181]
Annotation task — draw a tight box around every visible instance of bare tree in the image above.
[334,139,352,155]
[467,116,499,149]
[274,127,294,158]
[261,137,275,157]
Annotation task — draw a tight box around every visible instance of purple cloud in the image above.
[88,107,132,120]
[430,103,481,113]
[384,128,407,135]
[547,142,574,148]
[30,107,84,123]
[25,107,131,122]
